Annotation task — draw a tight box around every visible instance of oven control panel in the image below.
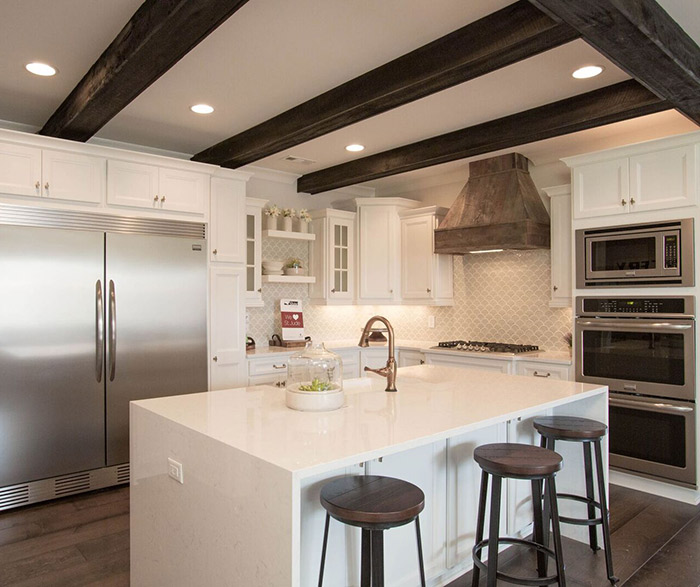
[577,296,695,318]
[664,235,679,269]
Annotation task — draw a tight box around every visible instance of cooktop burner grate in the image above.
[435,340,540,353]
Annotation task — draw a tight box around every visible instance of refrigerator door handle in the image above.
[96,280,104,382]
[108,279,117,381]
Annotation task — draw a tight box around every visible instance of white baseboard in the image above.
[610,470,699,505]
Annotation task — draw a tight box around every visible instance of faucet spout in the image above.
[358,316,397,392]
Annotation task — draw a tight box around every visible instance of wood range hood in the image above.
[434,153,550,254]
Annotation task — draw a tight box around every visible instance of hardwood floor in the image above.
[0,483,697,586]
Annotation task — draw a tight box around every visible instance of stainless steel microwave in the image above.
[576,218,694,288]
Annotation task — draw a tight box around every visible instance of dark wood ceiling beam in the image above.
[528,0,700,125]
[297,80,669,194]
[39,0,251,142]
[192,0,579,167]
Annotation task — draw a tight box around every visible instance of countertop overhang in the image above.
[132,365,605,478]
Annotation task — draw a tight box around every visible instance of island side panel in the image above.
[130,404,295,587]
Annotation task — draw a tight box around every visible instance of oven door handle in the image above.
[576,319,692,330]
[610,397,694,413]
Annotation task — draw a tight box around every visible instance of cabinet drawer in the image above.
[248,374,286,387]
[515,361,571,381]
[425,353,511,374]
[247,355,292,376]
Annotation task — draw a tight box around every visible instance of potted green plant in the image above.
[284,257,304,276]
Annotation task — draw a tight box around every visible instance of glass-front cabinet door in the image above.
[329,216,353,301]
[245,198,265,307]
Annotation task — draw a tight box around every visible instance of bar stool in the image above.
[533,416,618,585]
[318,475,426,587]
[472,443,567,587]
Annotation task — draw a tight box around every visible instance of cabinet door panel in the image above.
[401,215,433,300]
[630,145,696,212]
[159,167,207,214]
[245,204,263,306]
[330,218,354,301]
[107,160,159,209]
[573,158,629,219]
[548,192,572,307]
[210,177,246,263]
[358,206,394,300]
[0,143,41,197]
[425,354,511,374]
[42,150,105,204]
[210,266,246,390]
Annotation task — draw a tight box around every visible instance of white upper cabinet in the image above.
[629,145,696,213]
[0,143,104,204]
[543,185,572,308]
[210,176,247,264]
[400,206,453,305]
[107,160,208,214]
[0,143,42,197]
[42,150,105,204]
[572,157,629,218]
[308,208,355,304]
[356,197,418,304]
[567,133,699,219]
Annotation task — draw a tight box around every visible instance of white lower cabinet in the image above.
[515,360,572,381]
[209,266,246,390]
[361,347,392,374]
[424,353,512,374]
[247,353,292,387]
[398,349,425,367]
[331,347,360,379]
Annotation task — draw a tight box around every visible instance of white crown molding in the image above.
[88,136,192,160]
[0,119,39,133]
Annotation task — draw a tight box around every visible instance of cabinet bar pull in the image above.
[273,364,286,369]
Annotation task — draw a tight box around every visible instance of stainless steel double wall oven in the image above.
[575,296,696,487]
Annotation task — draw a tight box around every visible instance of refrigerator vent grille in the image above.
[55,472,91,496]
[116,464,130,484]
[0,203,206,239]
[0,484,30,509]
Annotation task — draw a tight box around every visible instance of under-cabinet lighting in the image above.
[345,144,365,152]
[468,249,504,254]
[572,65,603,79]
[25,62,57,77]
[190,104,214,114]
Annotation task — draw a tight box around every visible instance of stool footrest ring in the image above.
[472,537,564,586]
[555,493,604,526]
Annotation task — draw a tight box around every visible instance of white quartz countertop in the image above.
[134,365,603,478]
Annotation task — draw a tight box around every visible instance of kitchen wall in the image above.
[246,161,573,352]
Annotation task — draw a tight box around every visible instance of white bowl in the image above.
[284,267,305,276]
[262,260,284,271]
[285,386,344,412]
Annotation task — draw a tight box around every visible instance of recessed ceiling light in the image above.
[25,62,57,77]
[345,144,365,152]
[190,104,214,114]
[572,65,604,79]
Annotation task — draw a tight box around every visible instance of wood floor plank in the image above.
[608,484,660,534]
[623,513,700,587]
[0,545,87,585]
[76,528,129,562]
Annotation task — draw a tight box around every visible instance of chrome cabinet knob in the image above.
[212,356,218,362]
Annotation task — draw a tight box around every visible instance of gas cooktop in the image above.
[431,340,540,355]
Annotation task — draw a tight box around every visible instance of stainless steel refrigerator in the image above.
[0,208,207,506]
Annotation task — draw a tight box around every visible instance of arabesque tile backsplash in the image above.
[247,237,573,352]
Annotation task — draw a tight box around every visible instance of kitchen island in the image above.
[130,365,607,587]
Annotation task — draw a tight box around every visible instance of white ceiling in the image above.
[1,0,698,195]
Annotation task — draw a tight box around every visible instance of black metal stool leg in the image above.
[371,530,384,587]
[531,479,547,583]
[415,516,426,587]
[594,440,619,585]
[541,437,555,559]
[472,470,489,587]
[583,441,599,552]
[318,512,331,587]
[486,475,502,587]
[547,475,567,587]
[361,528,371,587]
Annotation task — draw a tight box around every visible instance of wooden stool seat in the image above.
[318,475,426,587]
[474,443,563,478]
[534,416,607,441]
[320,475,424,529]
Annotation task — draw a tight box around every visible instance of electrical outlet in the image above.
[168,458,184,484]
[428,315,436,328]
